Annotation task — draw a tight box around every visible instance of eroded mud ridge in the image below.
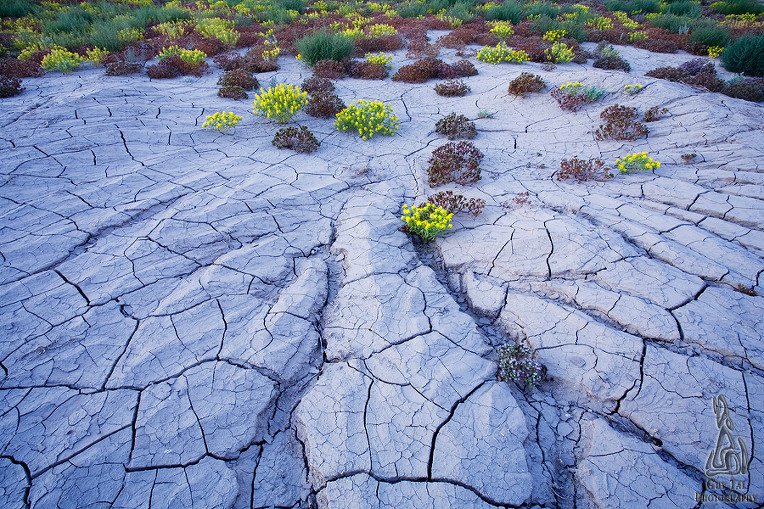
[1,46,763,509]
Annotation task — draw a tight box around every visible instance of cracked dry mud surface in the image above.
[1,43,763,509]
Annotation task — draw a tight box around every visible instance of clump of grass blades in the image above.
[296,31,355,66]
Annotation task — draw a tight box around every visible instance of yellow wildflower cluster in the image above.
[559,81,583,93]
[252,83,308,124]
[365,52,393,67]
[196,17,240,46]
[721,13,762,28]
[615,152,660,173]
[623,83,643,94]
[613,11,640,29]
[117,27,143,44]
[542,29,567,42]
[586,16,614,31]
[41,47,83,73]
[435,11,463,28]
[476,42,529,64]
[401,202,454,242]
[545,41,575,63]
[366,23,398,37]
[261,40,281,61]
[707,46,724,58]
[202,111,242,132]
[158,46,207,65]
[335,99,399,140]
[85,47,109,64]
[154,20,190,39]
[628,30,648,42]
[488,21,514,39]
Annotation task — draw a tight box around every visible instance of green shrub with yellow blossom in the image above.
[335,99,399,140]
[196,17,240,46]
[545,41,575,63]
[542,29,567,42]
[41,47,83,73]
[366,23,398,37]
[476,42,529,64]
[253,83,308,124]
[85,47,109,64]
[202,111,243,132]
[401,202,454,242]
[623,83,643,94]
[615,152,660,173]
[488,21,514,39]
[708,45,724,58]
[365,52,393,67]
[158,45,207,65]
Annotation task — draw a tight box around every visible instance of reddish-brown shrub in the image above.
[272,126,320,153]
[305,91,345,118]
[185,35,227,57]
[557,157,611,182]
[428,141,484,187]
[355,35,404,53]
[449,59,478,77]
[0,76,22,98]
[644,105,668,122]
[302,75,335,95]
[105,61,143,76]
[218,69,259,90]
[592,54,630,71]
[428,191,485,216]
[723,78,764,102]
[348,60,387,79]
[507,36,549,62]
[435,113,477,140]
[0,58,43,78]
[146,55,207,79]
[595,105,648,141]
[507,72,545,96]
[434,79,470,96]
[313,59,347,79]
[218,85,248,99]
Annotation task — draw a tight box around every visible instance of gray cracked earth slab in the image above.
[1,39,763,509]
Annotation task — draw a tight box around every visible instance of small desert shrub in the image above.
[301,75,334,95]
[592,43,630,71]
[721,35,764,77]
[218,85,248,100]
[218,69,259,90]
[595,105,648,141]
[428,141,484,187]
[558,157,612,181]
[485,1,524,23]
[296,31,355,66]
[196,17,239,47]
[347,61,388,79]
[0,58,43,78]
[644,105,669,121]
[313,59,347,79]
[497,343,543,387]
[85,47,109,65]
[252,83,308,123]
[0,0,36,17]
[435,113,477,140]
[202,111,242,132]
[551,81,606,111]
[689,24,730,48]
[147,55,207,78]
[450,59,478,77]
[712,0,764,15]
[545,41,575,63]
[401,202,454,242]
[392,58,477,84]
[306,90,345,118]
[723,77,764,102]
[0,76,22,98]
[647,60,725,91]
[615,152,661,173]
[365,52,393,68]
[507,72,545,95]
[434,80,470,97]
[428,191,485,216]
[623,83,644,94]
[105,61,142,76]
[489,21,515,39]
[272,126,320,153]
[605,0,661,13]
[41,48,83,73]
[158,46,206,66]
[335,99,399,140]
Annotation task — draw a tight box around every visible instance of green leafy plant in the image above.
[335,99,399,140]
[488,21,514,39]
[721,34,764,77]
[545,41,575,63]
[476,42,530,64]
[41,48,83,73]
[158,46,206,66]
[252,83,308,123]
[296,31,354,66]
[364,52,393,68]
[196,17,240,46]
[401,202,454,242]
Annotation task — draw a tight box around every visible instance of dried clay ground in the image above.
[1,39,763,509]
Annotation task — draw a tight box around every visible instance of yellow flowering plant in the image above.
[542,29,567,42]
[615,152,660,173]
[488,21,514,39]
[366,23,398,37]
[476,42,529,64]
[41,48,83,73]
[252,83,308,123]
[365,52,392,67]
[196,17,240,46]
[586,16,613,31]
[628,31,648,42]
[401,202,454,242]
[708,46,724,58]
[623,83,643,94]
[545,41,575,63]
[158,46,207,65]
[202,111,243,132]
[335,99,399,140]
[85,47,109,64]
